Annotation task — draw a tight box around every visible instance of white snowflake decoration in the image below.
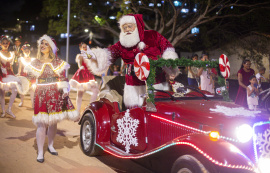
[210,105,260,117]
[116,109,140,153]
[256,129,270,158]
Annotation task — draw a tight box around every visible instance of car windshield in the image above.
[153,85,213,102]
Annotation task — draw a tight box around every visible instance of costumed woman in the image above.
[24,35,79,163]
[235,59,255,108]
[0,36,21,118]
[17,42,36,108]
[69,42,98,115]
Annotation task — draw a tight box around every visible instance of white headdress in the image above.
[37,35,58,54]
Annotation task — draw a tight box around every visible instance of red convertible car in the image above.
[79,76,270,173]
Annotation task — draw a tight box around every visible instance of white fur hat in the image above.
[118,15,136,29]
[37,35,58,54]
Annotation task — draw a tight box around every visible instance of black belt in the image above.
[37,77,59,84]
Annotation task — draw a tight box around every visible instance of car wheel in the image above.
[80,112,102,156]
[171,154,212,173]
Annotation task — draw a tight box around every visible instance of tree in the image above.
[41,0,270,50]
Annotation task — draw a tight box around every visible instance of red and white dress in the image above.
[0,51,21,90]
[69,54,97,91]
[24,57,79,126]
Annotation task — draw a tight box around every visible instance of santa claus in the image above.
[87,14,179,108]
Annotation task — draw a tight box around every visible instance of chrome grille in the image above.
[253,121,270,163]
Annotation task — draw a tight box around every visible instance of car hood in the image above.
[155,99,268,128]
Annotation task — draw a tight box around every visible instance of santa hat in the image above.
[21,42,31,51]
[118,14,146,50]
[37,34,58,54]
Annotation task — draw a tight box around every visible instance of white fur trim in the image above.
[138,42,146,50]
[57,81,70,91]
[0,52,14,64]
[54,61,70,76]
[69,79,98,92]
[153,82,170,91]
[32,109,79,126]
[24,61,70,78]
[86,48,112,76]
[0,77,19,90]
[123,84,146,108]
[162,48,178,60]
[118,15,136,28]
[15,76,31,95]
[37,35,58,54]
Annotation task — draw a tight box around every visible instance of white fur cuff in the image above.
[162,48,178,60]
[87,48,112,76]
[57,81,70,91]
[123,84,146,108]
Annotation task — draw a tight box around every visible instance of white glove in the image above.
[62,88,69,99]
[1,67,7,74]
[81,46,96,60]
[79,66,85,70]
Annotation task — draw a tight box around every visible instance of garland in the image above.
[217,76,230,102]
[146,57,219,103]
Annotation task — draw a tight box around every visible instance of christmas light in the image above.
[0,52,14,63]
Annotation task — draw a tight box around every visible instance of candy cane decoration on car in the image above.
[219,54,230,79]
[134,53,150,81]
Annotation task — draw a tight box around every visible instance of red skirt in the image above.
[32,83,79,126]
[70,62,97,91]
[71,64,95,83]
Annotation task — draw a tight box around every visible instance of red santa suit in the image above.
[0,51,21,91]
[87,14,178,108]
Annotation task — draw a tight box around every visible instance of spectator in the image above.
[187,54,199,88]
[247,75,259,110]
[112,65,120,76]
[255,66,266,89]
[235,59,255,108]
[197,53,215,94]
[12,36,22,74]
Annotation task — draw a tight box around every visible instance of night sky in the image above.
[0,0,43,27]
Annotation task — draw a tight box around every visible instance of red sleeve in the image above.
[156,32,173,55]
[108,42,122,64]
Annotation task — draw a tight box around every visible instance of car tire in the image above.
[80,112,102,156]
[171,154,212,173]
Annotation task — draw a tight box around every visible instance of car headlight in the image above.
[235,124,253,143]
[258,158,270,173]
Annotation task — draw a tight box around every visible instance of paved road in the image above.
[0,91,153,173]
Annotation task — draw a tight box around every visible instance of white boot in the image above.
[6,107,16,118]
[18,102,23,107]
[1,112,5,118]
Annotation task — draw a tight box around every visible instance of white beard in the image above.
[119,27,140,48]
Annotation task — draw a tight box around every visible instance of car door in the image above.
[110,108,147,153]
